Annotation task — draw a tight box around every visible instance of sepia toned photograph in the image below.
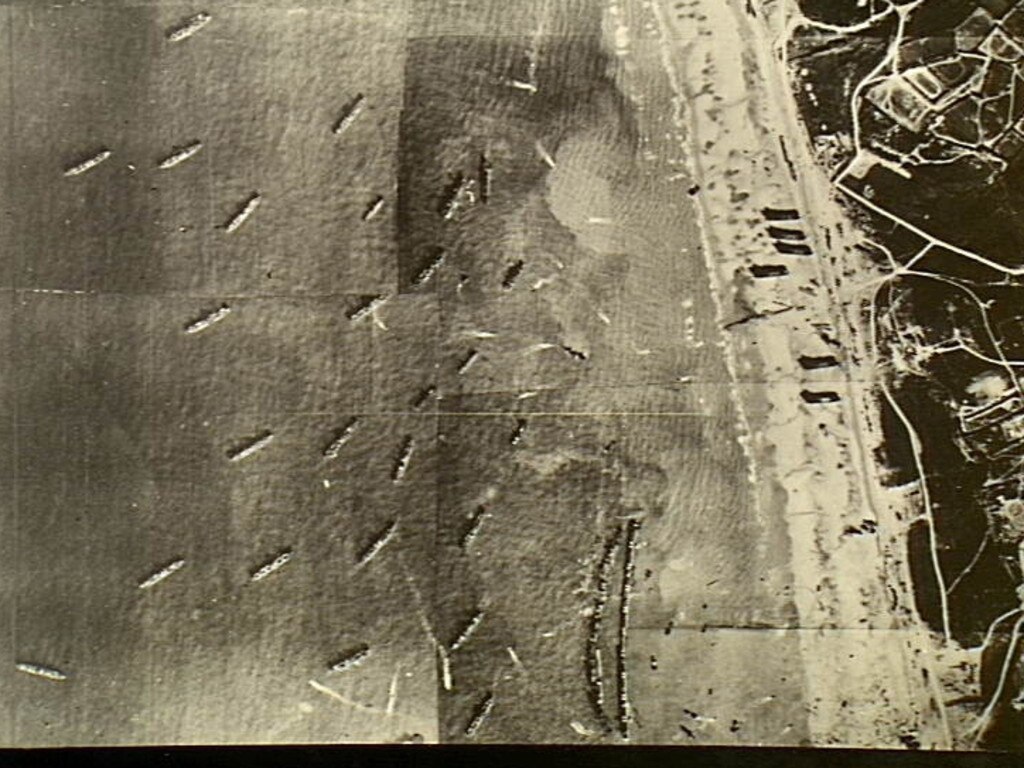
[1,0,1023,754]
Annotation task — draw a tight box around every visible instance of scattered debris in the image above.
[63,149,112,177]
[508,79,538,93]
[507,646,524,670]
[571,720,598,737]
[386,668,400,714]
[412,385,438,410]
[409,387,438,411]
[722,305,794,330]
[509,418,527,446]
[535,141,557,169]
[138,558,186,590]
[562,345,589,362]
[460,505,488,549]
[308,679,375,712]
[898,731,921,750]
[777,135,796,181]
[843,520,878,537]
[815,325,841,348]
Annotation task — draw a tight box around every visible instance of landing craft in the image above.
[750,264,790,278]
[762,207,800,221]
[800,390,841,405]
[767,226,807,241]
[773,241,813,256]
[798,354,840,370]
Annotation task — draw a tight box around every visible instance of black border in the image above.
[0,746,1021,768]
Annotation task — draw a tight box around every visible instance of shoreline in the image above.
[643,0,950,748]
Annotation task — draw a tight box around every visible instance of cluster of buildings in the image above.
[864,1,1024,164]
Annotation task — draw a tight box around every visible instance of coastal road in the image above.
[644,0,950,748]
